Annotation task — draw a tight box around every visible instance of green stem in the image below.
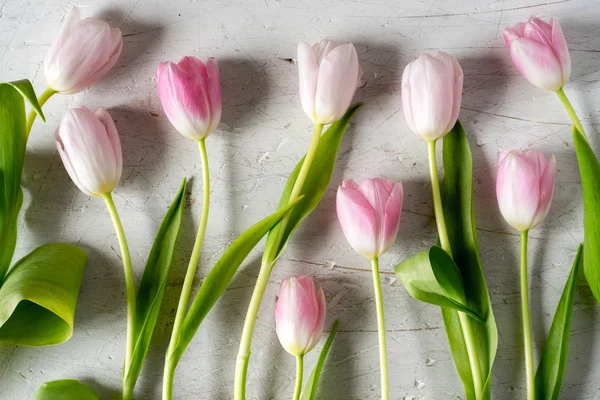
[25,87,56,140]
[234,123,324,400]
[102,193,136,375]
[292,355,304,400]
[520,230,535,400]
[556,88,588,142]
[427,139,483,399]
[371,258,389,400]
[163,139,211,400]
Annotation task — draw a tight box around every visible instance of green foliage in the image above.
[33,379,99,400]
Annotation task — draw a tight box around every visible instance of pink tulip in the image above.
[44,7,123,94]
[496,150,556,232]
[402,51,463,141]
[298,40,362,125]
[56,107,122,196]
[275,276,326,356]
[336,178,404,260]
[156,56,222,140]
[504,17,571,91]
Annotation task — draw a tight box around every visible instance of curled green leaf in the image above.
[33,379,99,400]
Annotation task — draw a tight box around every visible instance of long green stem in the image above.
[520,230,535,400]
[556,88,588,142]
[371,258,389,400]
[427,140,483,398]
[234,123,324,400]
[25,87,56,140]
[292,355,304,400]
[102,193,136,375]
[163,138,211,400]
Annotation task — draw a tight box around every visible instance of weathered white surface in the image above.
[1,0,600,398]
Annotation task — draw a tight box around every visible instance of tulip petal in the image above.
[298,42,319,122]
[305,287,326,353]
[341,179,358,190]
[381,182,404,255]
[525,17,553,43]
[94,107,123,186]
[509,37,563,91]
[206,58,222,133]
[504,22,526,46]
[551,18,571,83]
[55,132,94,196]
[531,155,556,229]
[314,43,360,124]
[336,186,378,259]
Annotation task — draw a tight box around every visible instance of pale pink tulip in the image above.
[156,57,222,140]
[504,17,571,91]
[402,51,463,141]
[44,7,123,94]
[336,178,404,260]
[275,276,326,356]
[56,107,122,196]
[496,150,556,231]
[298,40,362,125]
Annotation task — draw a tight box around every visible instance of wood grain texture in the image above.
[1,0,600,398]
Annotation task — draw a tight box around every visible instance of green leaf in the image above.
[7,79,45,122]
[300,319,339,400]
[170,196,304,364]
[535,244,583,400]
[33,379,99,400]
[395,246,484,321]
[0,243,87,346]
[264,104,362,262]
[572,127,600,304]
[439,121,498,400]
[123,179,187,395]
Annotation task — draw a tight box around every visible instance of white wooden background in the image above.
[1,0,600,398]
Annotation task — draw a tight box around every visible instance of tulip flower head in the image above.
[156,56,222,140]
[337,178,404,260]
[297,40,362,125]
[275,276,326,357]
[401,51,464,141]
[44,7,123,94]
[504,17,571,91]
[56,107,123,196]
[496,150,556,232]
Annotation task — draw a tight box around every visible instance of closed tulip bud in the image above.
[275,276,326,357]
[496,150,556,232]
[504,17,570,91]
[56,107,123,196]
[156,56,222,140]
[297,40,362,125]
[44,8,123,94]
[401,51,463,141]
[336,178,404,260]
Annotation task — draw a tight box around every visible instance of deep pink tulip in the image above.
[336,178,404,259]
[44,8,123,94]
[297,40,362,125]
[156,56,222,140]
[504,17,571,91]
[275,276,326,357]
[56,107,123,196]
[496,150,556,231]
[402,51,463,141]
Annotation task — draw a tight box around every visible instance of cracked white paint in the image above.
[1,0,600,399]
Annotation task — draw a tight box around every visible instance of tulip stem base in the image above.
[102,193,136,381]
[427,139,484,399]
[371,257,389,400]
[293,355,304,400]
[163,138,211,400]
[234,123,324,400]
[25,87,56,140]
[520,230,535,400]
[556,88,588,141]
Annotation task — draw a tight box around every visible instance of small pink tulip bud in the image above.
[336,178,404,260]
[55,107,123,196]
[156,56,222,140]
[44,8,123,94]
[401,51,463,141]
[504,17,571,91]
[275,276,326,357]
[297,40,362,125]
[496,150,556,232]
